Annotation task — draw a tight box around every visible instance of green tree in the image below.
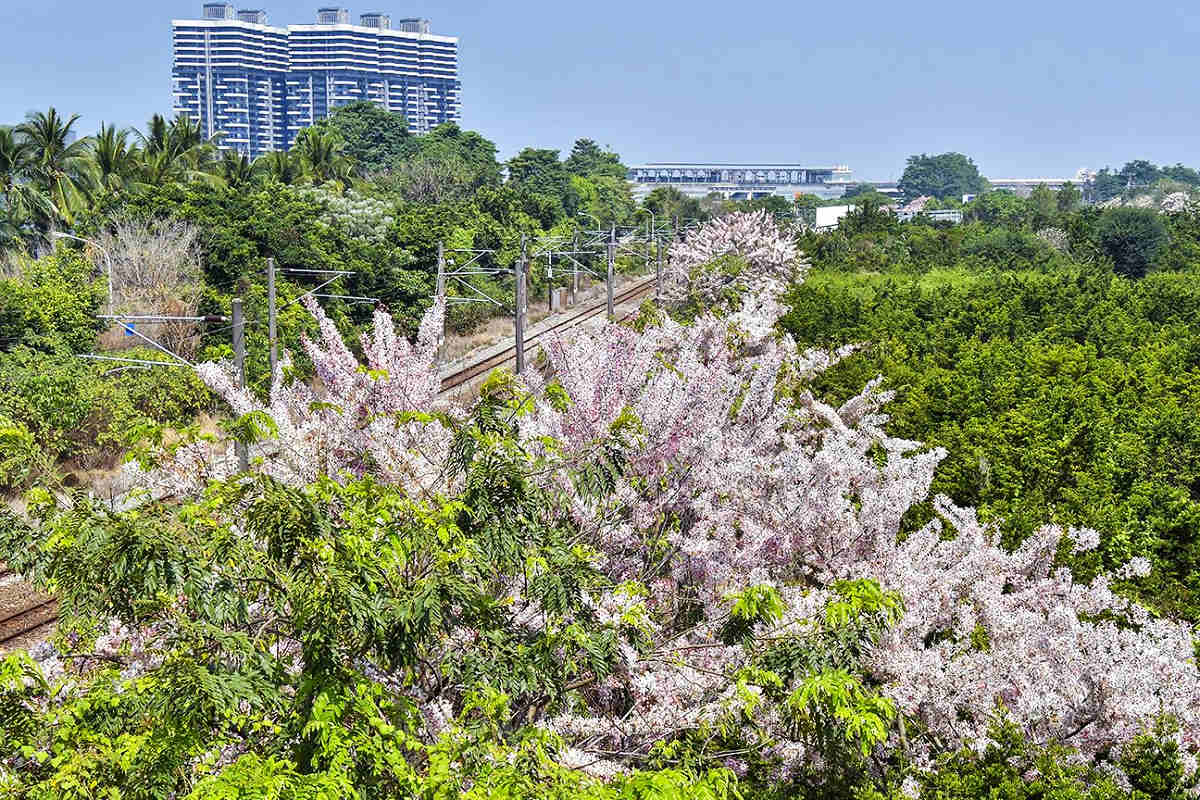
[1089,168,1126,203]
[898,152,988,201]
[217,149,255,189]
[309,100,409,173]
[134,113,220,186]
[966,191,1029,228]
[507,148,571,219]
[15,108,94,229]
[1057,182,1082,213]
[563,138,626,179]
[0,245,106,352]
[1096,207,1169,278]
[253,148,302,185]
[507,148,568,196]
[292,128,352,185]
[586,174,636,226]
[0,126,53,248]
[397,122,501,189]
[1161,163,1200,187]
[1028,184,1058,229]
[745,195,795,218]
[89,123,140,193]
[1118,159,1160,189]
[643,186,702,224]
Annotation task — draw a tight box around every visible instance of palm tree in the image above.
[253,149,302,185]
[135,113,220,186]
[15,108,94,228]
[90,123,140,192]
[292,128,351,185]
[218,150,255,189]
[0,127,56,251]
[138,113,171,157]
[0,127,51,215]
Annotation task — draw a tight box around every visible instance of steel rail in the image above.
[0,597,58,650]
[439,276,657,394]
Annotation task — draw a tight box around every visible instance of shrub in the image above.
[1097,207,1169,278]
[0,247,106,353]
[0,416,55,492]
[0,347,214,469]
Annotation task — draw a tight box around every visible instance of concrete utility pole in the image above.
[607,224,616,320]
[656,240,664,299]
[515,234,527,375]
[436,241,446,297]
[571,231,580,304]
[436,241,446,362]
[266,258,277,378]
[232,297,249,471]
[646,217,652,273]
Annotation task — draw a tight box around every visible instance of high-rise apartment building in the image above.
[172,4,460,158]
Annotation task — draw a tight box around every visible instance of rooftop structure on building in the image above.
[316,6,350,24]
[172,5,461,159]
[628,162,854,201]
[358,12,390,28]
[394,18,430,33]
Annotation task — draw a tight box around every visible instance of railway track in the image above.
[440,276,657,393]
[0,593,58,651]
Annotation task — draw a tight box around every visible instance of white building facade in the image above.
[173,4,461,158]
[628,163,854,201]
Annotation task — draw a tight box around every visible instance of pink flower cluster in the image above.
[132,294,454,497]
[130,213,1200,781]
[661,209,804,307]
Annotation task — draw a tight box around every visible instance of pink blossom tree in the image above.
[660,209,805,309]
[108,212,1200,787]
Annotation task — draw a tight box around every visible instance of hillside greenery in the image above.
[6,105,1200,797]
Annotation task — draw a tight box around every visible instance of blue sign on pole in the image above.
[123,322,135,337]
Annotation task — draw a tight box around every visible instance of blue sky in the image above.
[2,0,1197,180]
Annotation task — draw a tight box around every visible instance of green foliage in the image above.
[919,720,1127,799]
[965,190,1028,228]
[0,345,212,471]
[1119,721,1200,800]
[0,394,732,797]
[721,584,786,645]
[917,718,1199,800]
[898,153,988,201]
[564,138,627,180]
[781,268,1200,618]
[0,246,105,353]
[395,122,502,189]
[1097,207,1170,279]
[737,580,903,797]
[0,415,55,491]
[1089,159,1200,203]
[643,186,702,224]
[308,100,410,173]
[800,218,1070,276]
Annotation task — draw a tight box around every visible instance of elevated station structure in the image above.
[628,162,853,201]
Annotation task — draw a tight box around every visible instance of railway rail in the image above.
[0,594,58,651]
[439,275,657,393]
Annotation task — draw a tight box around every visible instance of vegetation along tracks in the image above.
[439,276,656,393]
